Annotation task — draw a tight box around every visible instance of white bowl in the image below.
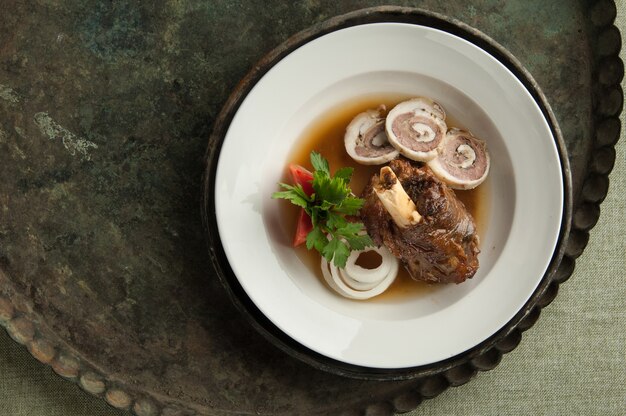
[213,22,564,369]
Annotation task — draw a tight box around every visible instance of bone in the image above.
[374,166,422,228]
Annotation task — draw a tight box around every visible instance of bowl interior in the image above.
[214,23,563,368]
[265,71,514,321]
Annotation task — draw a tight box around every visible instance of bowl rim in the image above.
[202,6,573,381]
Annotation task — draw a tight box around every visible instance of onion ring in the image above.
[320,246,399,300]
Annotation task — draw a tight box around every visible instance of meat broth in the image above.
[279,95,490,300]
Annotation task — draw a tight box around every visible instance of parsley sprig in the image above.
[272,152,374,268]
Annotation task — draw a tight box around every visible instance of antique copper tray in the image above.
[0,1,622,415]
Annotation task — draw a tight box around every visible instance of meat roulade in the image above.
[427,128,490,190]
[344,105,399,165]
[385,97,448,162]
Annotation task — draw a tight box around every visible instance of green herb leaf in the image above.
[342,233,373,252]
[326,211,348,230]
[334,196,364,215]
[312,171,349,205]
[325,237,351,268]
[334,166,354,183]
[305,226,327,252]
[334,221,363,236]
[274,152,374,268]
[271,183,310,209]
[310,151,330,175]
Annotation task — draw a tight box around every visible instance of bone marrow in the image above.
[374,166,422,228]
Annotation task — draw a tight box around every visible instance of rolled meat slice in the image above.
[427,128,490,189]
[385,97,448,162]
[344,105,399,165]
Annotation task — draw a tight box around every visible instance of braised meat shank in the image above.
[360,158,479,284]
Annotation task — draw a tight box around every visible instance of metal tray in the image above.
[0,1,622,415]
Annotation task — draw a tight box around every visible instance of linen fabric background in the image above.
[0,5,624,416]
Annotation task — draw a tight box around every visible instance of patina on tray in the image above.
[0,1,622,415]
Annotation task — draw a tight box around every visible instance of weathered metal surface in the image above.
[0,1,621,415]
